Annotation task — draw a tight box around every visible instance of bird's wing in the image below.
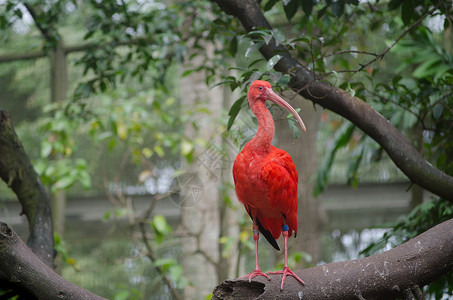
[261,148,299,237]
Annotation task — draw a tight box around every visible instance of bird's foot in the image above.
[239,269,271,282]
[267,267,305,290]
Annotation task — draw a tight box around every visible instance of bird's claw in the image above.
[268,267,305,290]
[239,269,271,282]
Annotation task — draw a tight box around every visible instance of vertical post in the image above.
[50,40,67,274]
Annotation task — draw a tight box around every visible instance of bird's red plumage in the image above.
[233,80,305,289]
[233,80,300,244]
[233,144,298,240]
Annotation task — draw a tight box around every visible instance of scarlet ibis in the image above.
[233,80,306,290]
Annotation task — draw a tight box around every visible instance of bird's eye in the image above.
[258,86,263,91]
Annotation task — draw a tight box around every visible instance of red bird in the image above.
[233,80,306,290]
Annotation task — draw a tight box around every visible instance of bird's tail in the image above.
[256,218,280,251]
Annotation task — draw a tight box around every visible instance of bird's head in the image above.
[248,80,307,132]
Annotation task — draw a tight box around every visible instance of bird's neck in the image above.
[249,101,274,153]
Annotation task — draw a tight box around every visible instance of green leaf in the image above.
[412,57,442,78]
[277,74,291,88]
[283,0,299,20]
[227,96,246,130]
[266,55,282,71]
[154,145,165,157]
[264,0,279,11]
[169,264,183,282]
[347,145,364,188]
[229,35,238,57]
[154,215,168,232]
[331,1,345,17]
[41,141,53,158]
[113,291,130,300]
[346,83,356,98]
[433,64,452,79]
[153,258,175,270]
[401,0,413,25]
[181,140,194,157]
[301,0,314,15]
[151,215,172,244]
[433,103,443,119]
[345,0,359,5]
[53,176,75,191]
[288,118,300,139]
[245,41,264,58]
[388,0,402,11]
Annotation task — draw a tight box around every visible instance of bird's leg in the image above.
[239,224,270,281]
[267,224,305,290]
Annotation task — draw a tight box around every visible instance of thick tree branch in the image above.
[212,218,453,299]
[211,0,453,201]
[0,111,54,267]
[0,222,107,300]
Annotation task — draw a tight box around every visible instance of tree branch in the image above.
[0,222,107,300]
[0,111,54,267]
[0,36,161,63]
[211,0,453,201]
[23,4,56,43]
[212,218,453,299]
[325,4,440,77]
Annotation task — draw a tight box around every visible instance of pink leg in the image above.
[267,226,304,290]
[239,224,270,282]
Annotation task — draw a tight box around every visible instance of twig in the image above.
[319,4,441,80]
[138,221,184,300]
[135,195,183,300]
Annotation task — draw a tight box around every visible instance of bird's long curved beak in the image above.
[266,88,307,132]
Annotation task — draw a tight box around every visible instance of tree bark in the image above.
[210,0,453,201]
[180,44,224,298]
[212,217,453,300]
[0,222,106,300]
[0,110,54,267]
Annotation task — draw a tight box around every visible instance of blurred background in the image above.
[0,0,452,299]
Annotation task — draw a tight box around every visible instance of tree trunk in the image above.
[0,111,54,267]
[217,83,241,282]
[49,40,68,274]
[179,54,224,298]
[212,217,453,300]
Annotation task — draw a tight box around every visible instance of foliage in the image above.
[353,24,453,298]
[361,198,453,256]
[360,198,453,298]
[54,232,80,271]
[34,104,91,192]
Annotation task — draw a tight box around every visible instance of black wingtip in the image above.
[256,218,280,251]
